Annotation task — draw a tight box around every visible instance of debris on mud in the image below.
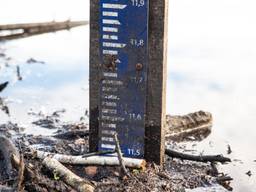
[166,111,212,142]
[0,45,46,90]
[0,81,8,93]
[0,97,10,116]
[30,109,66,129]
[16,65,22,81]
[26,58,45,65]
[246,171,252,177]
[0,78,10,116]
[0,110,232,192]
[227,145,232,155]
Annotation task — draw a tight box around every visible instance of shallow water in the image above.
[1,0,256,191]
[0,26,89,135]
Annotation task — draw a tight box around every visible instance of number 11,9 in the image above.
[131,0,145,7]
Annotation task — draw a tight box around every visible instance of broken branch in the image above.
[17,154,25,191]
[215,176,233,183]
[165,149,231,163]
[34,150,146,169]
[42,157,95,192]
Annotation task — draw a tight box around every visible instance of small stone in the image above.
[84,166,98,177]
[75,138,85,145]
[122,175,129,180]
[113,171,120,177]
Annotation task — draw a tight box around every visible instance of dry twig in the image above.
[165,149,231,163]
[114,133,130,177]
[42,157,95,192]
[17,154,25,191]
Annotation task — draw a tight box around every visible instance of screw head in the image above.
[136,63,143,71]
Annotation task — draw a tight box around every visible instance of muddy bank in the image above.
[0,110,232,192]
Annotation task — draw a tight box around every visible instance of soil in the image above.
[0,111,231,192]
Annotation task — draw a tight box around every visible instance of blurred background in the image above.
[0,0,255,191]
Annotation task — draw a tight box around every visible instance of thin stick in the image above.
[17,154,25,191]
[215,176,233,183]
[12,154,40,184]
[114,133,130,177]
[16,140,25,192]
[82,150,116,158]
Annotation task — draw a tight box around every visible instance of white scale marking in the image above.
[101,2,128,149]
[103,11,118,17]
[102,123,116,128]
[103,42,126,48]
[103,50,118,55]
[103,19,121,25]
[103,72,118,78]
[102,80,123,85]
[102,3,127,9]
[103,27,118,33]
[102,108,117,114]
[102,95,119,100]
[101,137,114,142]
[102,87,118,92]
[101,144,116,149]
[102,101,117,107]
[101,115,125,122]
[102,130,116,135]
[103,34,118,40]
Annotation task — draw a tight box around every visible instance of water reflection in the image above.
[167,42,256,190]
[0,26,89,135]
